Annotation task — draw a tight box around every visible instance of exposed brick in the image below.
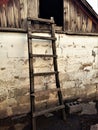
[16,95,30,104]
[0,109,7,119]
[35,94,49,102]
[0,88,7,103]
[14,88,29,98]
[12,105,30,115]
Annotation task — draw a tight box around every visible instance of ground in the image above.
[23,113,98,130]
[19,101,98,130]
[1,101,98,130]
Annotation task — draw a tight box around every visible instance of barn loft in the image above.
[0,0,98,33]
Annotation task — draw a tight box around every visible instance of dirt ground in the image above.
[1,101,98,130]
[23,113,81,130]
[24,101,98,130]
[23,113,98,130]
[37,114,81,130]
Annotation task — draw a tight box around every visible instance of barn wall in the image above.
[57,34,98,99]
[0,33,30,119]
[0,32,98,121]
[0,0,21,28]
[0,0,98,33]
[64,0,98,33]
[0,0,38,28]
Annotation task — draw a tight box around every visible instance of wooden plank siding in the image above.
[0,0,38,29]
[0,0,98,33]
[28,0,38,18]
[64,0,70,31]
[0,0,21,28]
[64,0,98,33]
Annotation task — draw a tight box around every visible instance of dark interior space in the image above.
[39,0,63,26]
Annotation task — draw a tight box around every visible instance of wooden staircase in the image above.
[27,17,66,130]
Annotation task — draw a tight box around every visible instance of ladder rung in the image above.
[28,34,56,41]
[31,30,50,33]
[30,54,57,58]
[27,17,54,24]
[33,105,65,117]
[31,88,61,97]
[32,72,58,76]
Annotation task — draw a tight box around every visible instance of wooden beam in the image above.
[65,31,98,36]
[0,27,26,32]
[33,105,65,117]
[28,0,38,18]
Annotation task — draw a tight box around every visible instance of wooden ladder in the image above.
[27,17,66,130]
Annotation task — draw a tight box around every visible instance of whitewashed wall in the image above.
[0,33,30,118]
[56,34,98,99]
[0,32,98,119]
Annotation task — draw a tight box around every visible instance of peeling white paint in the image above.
[0,32,98,118]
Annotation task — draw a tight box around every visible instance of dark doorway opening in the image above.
[39,0,63,27]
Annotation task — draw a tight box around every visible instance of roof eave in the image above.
[73,0,98,24]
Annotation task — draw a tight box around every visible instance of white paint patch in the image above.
[0,32,28,58]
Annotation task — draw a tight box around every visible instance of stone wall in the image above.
[0,32,30,119]
[0,32,98,119]
[56,34,98,100]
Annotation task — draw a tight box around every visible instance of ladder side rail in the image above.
[51,17,66,120]
[27,20,36,130]
[51,17,62,102]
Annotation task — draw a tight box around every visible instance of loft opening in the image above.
[39,0,63,27]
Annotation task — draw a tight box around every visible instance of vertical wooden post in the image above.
[28,0,38,18]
